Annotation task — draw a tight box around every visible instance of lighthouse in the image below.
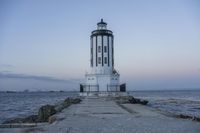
[80,19,126,96]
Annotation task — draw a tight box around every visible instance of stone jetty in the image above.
[0,96,200,133]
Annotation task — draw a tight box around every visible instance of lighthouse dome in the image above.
[97,19,107,30]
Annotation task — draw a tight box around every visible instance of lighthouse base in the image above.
[84,73,120,92]
[80,73,126,97]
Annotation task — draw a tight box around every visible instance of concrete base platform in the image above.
[79,92,127,97]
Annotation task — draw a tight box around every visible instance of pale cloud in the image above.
[0,72,81,91]
[0,72,72,82]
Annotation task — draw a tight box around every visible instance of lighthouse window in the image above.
[104,46,107,53]
[104,57,107,64]
[98,57,101,64]
[98,46,101,53]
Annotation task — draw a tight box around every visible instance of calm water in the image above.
[0,91,78,123]
[129,90,200,118]
[0,90,200,123]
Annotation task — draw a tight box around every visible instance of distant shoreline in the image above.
[1,88,200,93]
[0,90,79,93]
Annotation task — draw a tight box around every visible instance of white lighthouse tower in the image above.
[80,19,126,96]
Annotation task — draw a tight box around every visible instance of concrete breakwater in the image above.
[1,96,147,126]
[0,96,200,133]
[0,95,149,129]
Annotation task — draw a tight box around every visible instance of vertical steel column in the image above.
[91,36,93,67]
[101,35,104,66]
[112,36,114,67]
[107,36,109,67]
[96,36,98,66]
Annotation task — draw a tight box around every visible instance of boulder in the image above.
[63,98,81,104]
[48,115,57,124]
[129,97,148,105]
[115,96,133,104]
[53,98,81,113]
[38,105,56,122]
[178,114,192,119]
[71,98,81,104]
[193,117,200,122]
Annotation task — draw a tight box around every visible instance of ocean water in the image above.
[129,90,200,118]
[0,90,200,123]
[0,91,78,123]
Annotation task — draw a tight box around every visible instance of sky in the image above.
[0,0,200,91]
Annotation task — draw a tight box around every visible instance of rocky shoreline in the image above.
[114,96,149,105]
[175,114,200,122]
[2,97,81,124]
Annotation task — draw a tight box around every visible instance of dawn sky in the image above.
[0,0,200,91]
